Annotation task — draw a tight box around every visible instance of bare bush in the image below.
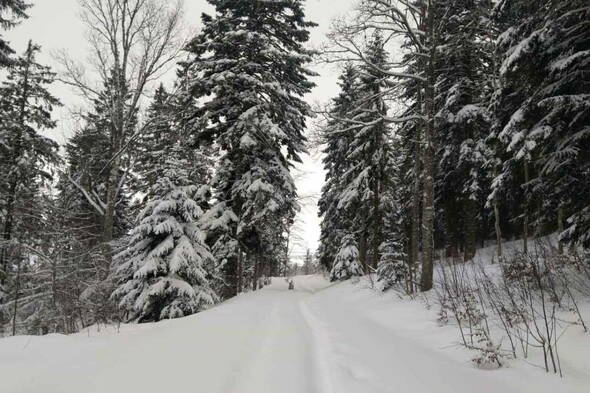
[435,244,590,375]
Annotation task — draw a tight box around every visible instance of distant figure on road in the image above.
[288,279,295,290]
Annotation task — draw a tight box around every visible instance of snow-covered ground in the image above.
[1,274,588,393]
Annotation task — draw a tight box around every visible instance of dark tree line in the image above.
[319,0,590,292]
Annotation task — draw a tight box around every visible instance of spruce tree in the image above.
[377,135,409,292]
[330,234,362,281]
[434,0,493,261]
[317,63,359,271]
[0,0,30,67]
[336,33,392,271]
[185,0,316,295]
[112,145,217,323]
[489,0,546,254]
[303,248,313,275]
[491,0,590,248]
[134,84,174,199]
[544,1,590,246]
[0,41,60,330]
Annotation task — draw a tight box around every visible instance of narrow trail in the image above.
[0,275,575,393]
[224,281,322,393]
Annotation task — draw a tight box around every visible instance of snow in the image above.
[1,272,588,393]
[455,104,484,123]
[550,49,590,72]
[500,28,544,76]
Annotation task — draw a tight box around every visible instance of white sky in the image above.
[5,0,358,260]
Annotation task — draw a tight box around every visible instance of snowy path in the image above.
[0,275,582,393]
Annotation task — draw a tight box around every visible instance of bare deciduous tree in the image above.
[56,0,186,266]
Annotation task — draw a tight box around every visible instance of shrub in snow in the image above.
[112,157,217,323]
[330,235,363,281]
[472,338,504,370]
[436,296,450,326]
[500,253,537,283]
[377,219,408,292]
[376,260,408,292]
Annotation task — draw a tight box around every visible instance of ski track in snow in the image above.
[0,275,586,393]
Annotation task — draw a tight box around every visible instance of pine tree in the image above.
[491,0,590,248]
[0,0,30,67]
[377,134,409,292]
[112,145,217,323]
[489,0,547,255]
[303,248,313,275]
[330,234,362,281]
[317,63,360,271]
[134,84,174,198]
[319,34,394,275]
[545,1,590,247]
[434,0,493,261]
[185,0,316,295]
[0,41,60,331]
[338,32,391,270]
[396,87,422,291]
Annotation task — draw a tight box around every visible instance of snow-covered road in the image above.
[0,275,582,393]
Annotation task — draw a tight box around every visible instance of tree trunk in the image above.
[443,199,459,260]
[0,183,16,288]
[236,248,243,295]
[463,199,477,261]
[494,198,503,258]
[101,157,119,266]
[523,161,530,254]
[420,12,437,291]
[101,107,124,270]
[252,256,258,291]
[371,176,382,269]
[358,229,368,273]
[101,68,127,271]
[409,137,422,294]
[420,121,435,291]
[557,205,564,254]
[11,258,22,336]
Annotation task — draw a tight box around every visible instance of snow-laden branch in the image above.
[67,174,106,216]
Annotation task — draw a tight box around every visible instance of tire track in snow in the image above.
[300,298,389,393]
[225,288,320,393]
[222,296,280,393]
[299,299,336,393]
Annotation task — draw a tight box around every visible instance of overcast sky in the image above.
[5,0,357,260]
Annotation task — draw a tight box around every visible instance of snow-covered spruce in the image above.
[330,234,363,281]
[0,41,60,332]
[490,0,590,248]
[317,63,360,271]
[112,154,217,323]
[319,34,396,273]
[433,0,493,261]
[376,260,408,292]
[183,0,316,292]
